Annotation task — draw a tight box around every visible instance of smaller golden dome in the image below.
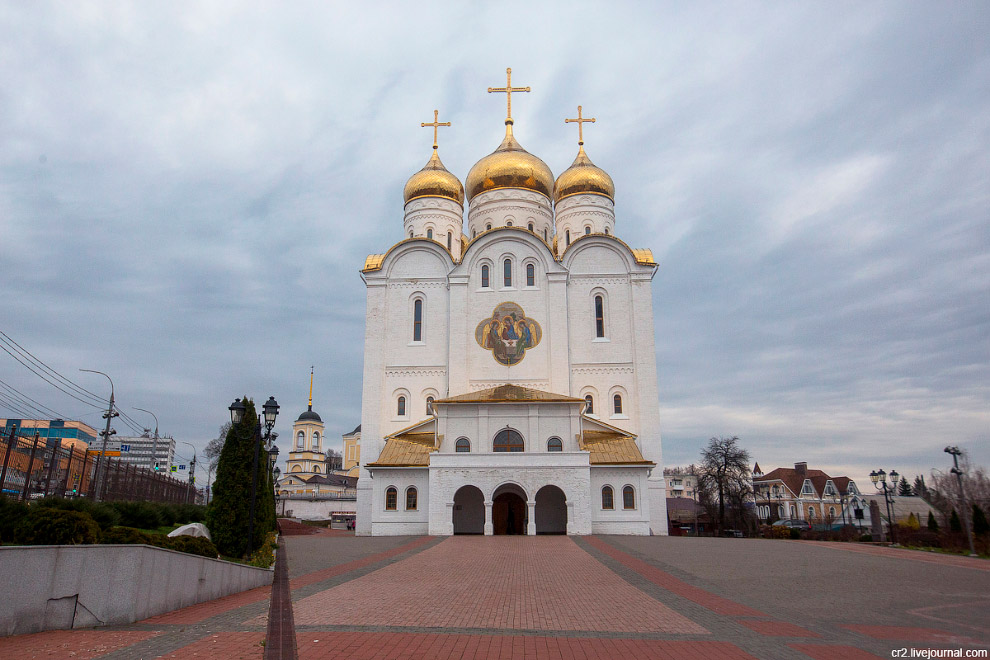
[403,149,464,206]
[553,145,614,203]
[465,123,554,202]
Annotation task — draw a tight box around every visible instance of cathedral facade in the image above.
[356,72,667,536]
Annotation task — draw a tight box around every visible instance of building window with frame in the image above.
[296,431,304,449]
[506,221,512,226]
[486,223,492,230]
[585,226,591,235]
[503,259,512,287]
[613,394,622,415]
[481,264,490,288]
[526,263,535,287]
[602,486,614,510]
[595,295,605,338]
[409,230,414,238]
[604,227,609,235]
[447,231,452,250]
[413,299,423,341]
[566,229,571,245]
[544,228,548,241]
[406,487,418,510]
[385,487,397,510]
[455,437,471,452]
[493,429,524,452]
[528,222,534,232]
[584,395,594,414]
[623,485,635,510]
[313,431,320,449]
[808,506,816,518]
[547,437,562,452]
[397,396,406,417]
[427,228,433,239]
[426,396,435,415]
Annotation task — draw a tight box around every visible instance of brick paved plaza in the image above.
[1,531,987,659]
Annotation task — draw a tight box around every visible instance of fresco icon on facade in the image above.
[475,302,542,366]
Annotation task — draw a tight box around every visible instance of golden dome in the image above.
[553,145,614,203]
[403,149,464,206]
[465,122,554,202]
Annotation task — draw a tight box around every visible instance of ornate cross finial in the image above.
[565,105,596,145]
[488,67,530,124]
[421,109,451,150]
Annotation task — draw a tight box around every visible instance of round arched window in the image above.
[547,437,562,452]
[493,429,524,452]
[455,437,471,452]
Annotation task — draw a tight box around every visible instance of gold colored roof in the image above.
[465,123,554,202]
[362,253,385,272]
[580,431,653,465]
[553,145,614,203]
[403,149,464,206]
[437,384,583,404]
[631,248,657,266]
[367,436,435,467]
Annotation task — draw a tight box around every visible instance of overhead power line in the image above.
[0,378,67,419]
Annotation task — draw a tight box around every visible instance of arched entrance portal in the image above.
[535,485,567,534]
[452,485,484,534]
[492,483,527,535]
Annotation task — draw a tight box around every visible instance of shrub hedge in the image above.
[14,507,100,545]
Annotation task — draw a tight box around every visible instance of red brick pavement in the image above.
[288,535,434,589]
[295,632,756,660]
[736,619,821,637]
[290,536,708,634]
[159,631,265,659]
[789,643,885,659]
[797,541,990,571]
[840,624,979,644]
[0,629,160,659]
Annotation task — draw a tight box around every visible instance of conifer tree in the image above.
[898,476,912,496]
[927,511,939,532]
[973,504,989,536]
[950,508,962,533]
[206,397,259,558]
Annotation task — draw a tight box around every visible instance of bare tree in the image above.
[324,448,343,473]
[204,422,231,470]
[697,436,752,533]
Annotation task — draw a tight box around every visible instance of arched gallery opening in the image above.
[452,485,484,534]
[492,483,527,535]
[535,485,567,534]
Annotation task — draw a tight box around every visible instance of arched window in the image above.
[526,263,535,287]
[544,228,548,241]
[426,396,435,415]
[622,485,635,510]
[829,506,836,518]
[493,429,524,452]
[585,226,591,235]
[455,437,471,452]
[808,506,816,518]
[790,505,797,518]
[486,223,492,231]
[778,504,786,518]
[503,259,512,287]
[314,464,322,473]
[613,394,623,415]
[602,486,614,510]
[409,230,414,238]
[473,229,477,238]
[528,222,534,232]
[447,231,452,250]
[595,295,605,338]
[481,265,490,288]
[584,395,594,414]
[506,221,512,226]
[566,229,571,245]
[313,431,320,448]
[426,228,433,239]
[291,465,302,472]
[385,487,397,510]
[296,431,304,448]
[604,227,609,235]
[413,299,423,341]
[406,487,418,510]
[397,396,406,417]
[547,437,562,452]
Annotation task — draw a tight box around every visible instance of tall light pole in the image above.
[80,370,118,502]
[945,446,978,557]
[869,469,899,545]
[134,408,159,472]
[180,441,197,504]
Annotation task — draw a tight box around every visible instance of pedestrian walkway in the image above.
[1,534,987,659]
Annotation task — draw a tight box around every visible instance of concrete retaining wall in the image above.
[0,544,273,637]
[278,496,357,520]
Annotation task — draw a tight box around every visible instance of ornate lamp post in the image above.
[869,469,898,545]
[230,396,279,556]
[944,446,978,557]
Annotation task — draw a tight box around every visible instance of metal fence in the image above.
[0,427,195,504]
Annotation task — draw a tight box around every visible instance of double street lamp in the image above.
[230,396,279,556]
[869,468,899,545]
[945,446,978,557]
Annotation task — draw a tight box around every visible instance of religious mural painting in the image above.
[474,302,542,366]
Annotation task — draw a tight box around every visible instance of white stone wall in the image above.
[467,189,553,242]
[366,467,430,535]
[554,194,615,254]
[403,197,465,261]
[590,466,652,535]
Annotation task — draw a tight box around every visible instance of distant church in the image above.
[355,70,667,536]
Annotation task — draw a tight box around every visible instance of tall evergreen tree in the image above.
[973,504,989,536]
[927,511,939,532]
[913,475,929,499]
[950,508,962,533]
[898,476,912,496]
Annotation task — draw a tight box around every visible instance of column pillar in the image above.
[527,500,536,536]
[566,501,575,535]
[445,501,455,536]
[484,500,493,535]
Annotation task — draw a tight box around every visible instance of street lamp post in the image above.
[180,441,197,504]
[869,469,899,545]
[944,446,978,557]
[134,408,160,473]
[80,370,118,502]
[230,396,279,557]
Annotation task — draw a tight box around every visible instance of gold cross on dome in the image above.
[488,67,530,122]
[421,109,451,150]
[565,105,596,145]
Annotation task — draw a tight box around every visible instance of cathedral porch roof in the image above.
[579,431,653,466]
[366,435,436,467]
[436,384,583,404]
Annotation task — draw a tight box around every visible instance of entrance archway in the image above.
[492,483,527,535]
[535,485,567,534]
[452,485,484,534]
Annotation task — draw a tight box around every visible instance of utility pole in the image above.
[180,441,197,504]
[135,408,159,473]
[81,370,117,502]
[945,446,978,557]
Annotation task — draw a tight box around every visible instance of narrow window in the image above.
[397,396,406,417]
[829,506,836,518]
[526,263,535,287]
[566,230,571,245]
[313,431,320,449]
[473,229,477,238]
[413,299,423,341]
[528,222,534,232]
[481,265,490,288]
[493,429,524,452]
[426,228,433,239]
[595,295,605,338]
[296,431,304,448]
[506,221,512,226]
[808,506,816,518]
[406,487,418,510]
[544,228,548,241]
[385,487,397,510]
[455,437,471,452]
[426,396,435,415]
[585,226,591,235]
[604,227,609,235]
[503,259,511,287]
[447,231,452,250]
[584,395,594,414]
[602,486,614,510]
[613,394,622,414]
[486,223,492,230]
[409,230,414,238]
[547,437,562,452]
[623,486,635,510]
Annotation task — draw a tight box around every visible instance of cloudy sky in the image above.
[1,2,987,490]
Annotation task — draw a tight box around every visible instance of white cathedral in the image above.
[355,70,667,536]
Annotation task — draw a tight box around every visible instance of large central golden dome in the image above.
[403,149,464,206]
[465,122,554,202]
